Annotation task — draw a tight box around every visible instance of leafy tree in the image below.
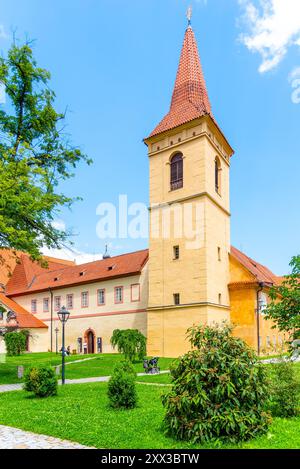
[110,329,146,362]
[162,323,271,444]
[0,41,91,264]
[264,255,300,343]
[4,329,28,355]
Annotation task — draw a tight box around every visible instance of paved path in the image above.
[0,424,94,449]
[261,356,300,364]
[0,370,170,393]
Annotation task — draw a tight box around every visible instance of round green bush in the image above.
[162,323,271,444]
[107,367,137,409]
[24,366,58,397]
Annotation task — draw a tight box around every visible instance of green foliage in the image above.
[24,366,57,397]
[162,323,271,444]
[269,359,300,417]
[111,329,146,362]
[4,330,28,356]
[0,41,91,262]
[265,255,300,344]
[107,363,137,409]
[113,360,137,377]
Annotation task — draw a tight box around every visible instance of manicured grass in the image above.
[136,372,172,384]
[0,352,95,385]
[61,354,175,380]
[0,382,299,449]
[0,352,175,385]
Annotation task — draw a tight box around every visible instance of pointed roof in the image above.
[148,25,214,138]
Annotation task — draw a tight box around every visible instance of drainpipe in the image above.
[256,282,264,356]
[49,288,53,352]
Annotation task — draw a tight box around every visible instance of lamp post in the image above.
[55,327,59,354]
[57,306,70,385]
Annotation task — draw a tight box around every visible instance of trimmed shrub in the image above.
[107,364,137,409]
[114,360,137,377]
[162,323,271,444]
[24,366,58,397]
[4,330,28,356]
[111,329,146,362]
[269,359,300,417]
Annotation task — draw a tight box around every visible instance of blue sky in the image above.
[0,0,299,274]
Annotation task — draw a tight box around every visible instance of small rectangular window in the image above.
[115,286,123,304]
[43,298,49,312]
[218,247,221,261]
[31,299,37,313]
[81,291,89,308]
[266,336,270,348]
[54,296,61,311]
[173,245,180,260]
[131,284,140,302]
[174,293,180,305]
[67,294,74,309]
[97,289,105,305]
[218,293,222,305]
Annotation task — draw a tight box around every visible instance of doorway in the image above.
[86,329,95,354]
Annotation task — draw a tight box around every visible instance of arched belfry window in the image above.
[215,157,221,194]
[170,153,183,191]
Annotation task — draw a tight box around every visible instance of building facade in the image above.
[0,23,286,357]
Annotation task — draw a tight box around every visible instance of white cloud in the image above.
[51,219,66,231]
[239,0,300,73]
[41,246,103,265]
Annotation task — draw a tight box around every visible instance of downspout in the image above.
[49,288,53,352]
[256,282,264,356]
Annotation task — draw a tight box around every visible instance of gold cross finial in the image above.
[186,5,192,25]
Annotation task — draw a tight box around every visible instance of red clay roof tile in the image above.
[148,26,213,138]
[0,293,47,328]
[6,249,149,296]
[230,246,280,285]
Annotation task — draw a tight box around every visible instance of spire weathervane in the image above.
[186,5,192,26]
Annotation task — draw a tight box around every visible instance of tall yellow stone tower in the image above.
[144,22,234,357]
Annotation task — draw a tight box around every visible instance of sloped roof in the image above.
[0,249,75,287]
[0,249,22,286]
[0,293,47,329]
[6,249,149,297]
[230,246,280,286]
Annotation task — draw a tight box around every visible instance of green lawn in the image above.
[0,352,175,385]
[136,372,172,384]
[63,354,174,380]
[0,352,95,385]
[0,382,299,449]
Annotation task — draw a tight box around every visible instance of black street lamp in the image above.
[55,327,59,354]
[57,306,70,385]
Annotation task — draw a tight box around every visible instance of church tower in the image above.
[144,20,234,357]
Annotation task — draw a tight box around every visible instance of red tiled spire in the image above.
[148,25,213,138]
